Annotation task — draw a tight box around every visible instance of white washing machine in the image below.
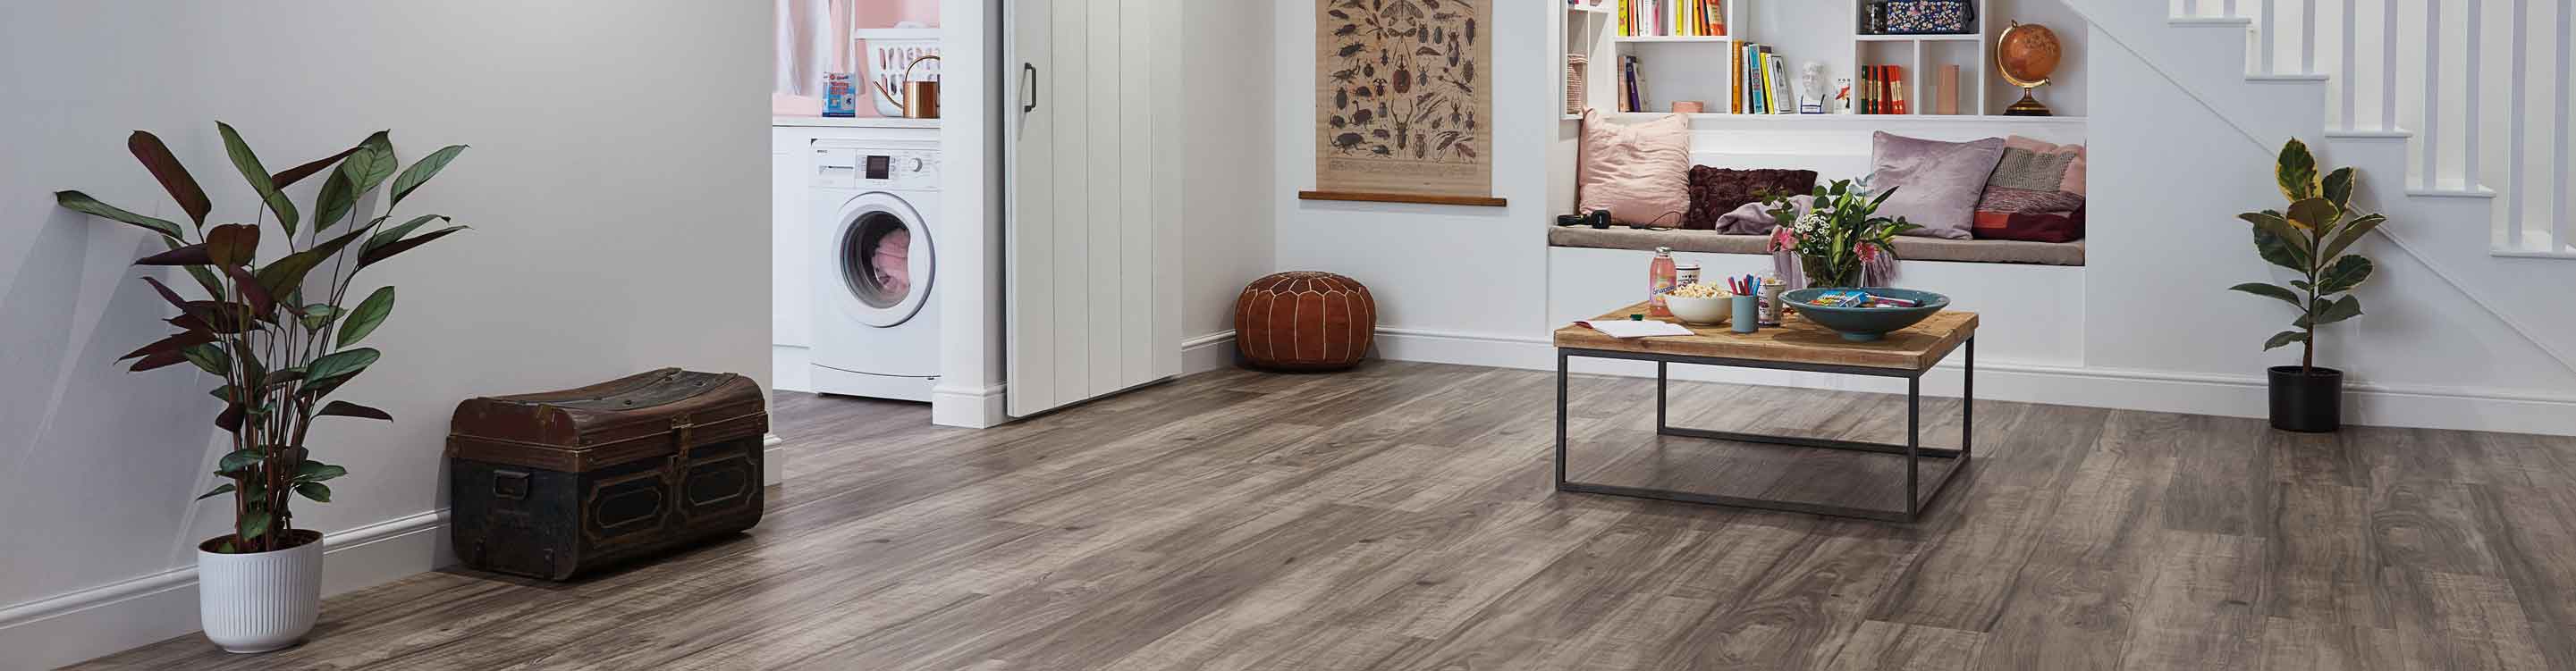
[809,137,941,401]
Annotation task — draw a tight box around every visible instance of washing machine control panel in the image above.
[813,147,940,191]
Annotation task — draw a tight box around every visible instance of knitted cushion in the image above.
[1235,272,1376,371]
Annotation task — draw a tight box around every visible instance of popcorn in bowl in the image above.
[1669,282,1734,299]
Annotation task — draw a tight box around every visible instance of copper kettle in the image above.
[871,55,942,119]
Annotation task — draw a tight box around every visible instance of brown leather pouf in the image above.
[1235,272,1376,371]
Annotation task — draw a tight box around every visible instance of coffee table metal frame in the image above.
[1552,338,1972,523]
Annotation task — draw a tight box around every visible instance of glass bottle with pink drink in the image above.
[1648,247,1677,316]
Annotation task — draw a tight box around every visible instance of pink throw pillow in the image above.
[1578,111,1693,228]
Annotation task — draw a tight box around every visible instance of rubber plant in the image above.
[55,125,468,554]
[2231,138,2380,370]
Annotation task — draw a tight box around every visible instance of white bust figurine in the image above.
[1798,63,1829,113]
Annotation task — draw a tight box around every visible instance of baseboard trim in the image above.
[0,509,452,669]
[764,433,786,486]
[1182,331,1238,375]
[931,382,1009,429]
[1373,326,2576,436]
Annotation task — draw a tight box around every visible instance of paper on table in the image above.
[1574,320,1695,339]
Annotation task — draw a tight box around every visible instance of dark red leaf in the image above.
[358,225,466,268]
[205,224,259,267]
[222,265,273,315]
[215,403,246,432]
[137,244,212,266]
[131,349,190,372]
[318,400,393,421]
[119,331,216,361]
[129,131,210,225]
[269,146,361,190]
[140,276,196,312]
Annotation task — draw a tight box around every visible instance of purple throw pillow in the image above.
[1871,132,2006,239]
[1683,167,1819,231]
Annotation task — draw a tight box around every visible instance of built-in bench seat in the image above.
[1549,225,2086,266]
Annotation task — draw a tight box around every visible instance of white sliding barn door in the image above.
[1005,0,1181,417]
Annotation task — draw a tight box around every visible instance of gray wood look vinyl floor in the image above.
[72,361,2576,670]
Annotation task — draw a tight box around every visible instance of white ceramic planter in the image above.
[196,530,322,653]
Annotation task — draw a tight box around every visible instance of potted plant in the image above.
[1764,179,1919,288]
[2230,138,2380,432]
[54,124,468,652]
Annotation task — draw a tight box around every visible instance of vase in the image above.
[2267,365,2344,432]
[197,529,324,653]
[1801,256,1861,289]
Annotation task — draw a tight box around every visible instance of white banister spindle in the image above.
[2340,0,2357,128]
[2508,0,2528,247]
[2558,0,2572,253]
[2225,0,2239,18]
[2299,0,2315,74]
[2383,0,2400,132]
[2260,0,2277,73]
[2462,0,2480,193]
[2422,0,2442,189]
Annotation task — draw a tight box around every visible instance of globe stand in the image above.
[2004,87,2053,116]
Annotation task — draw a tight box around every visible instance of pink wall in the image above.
[775,0,942,117]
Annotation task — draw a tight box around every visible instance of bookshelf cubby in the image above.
[1555,0,2079,122]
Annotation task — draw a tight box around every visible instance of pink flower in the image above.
[1855,240,1882,263]
[1769,227,1797,253]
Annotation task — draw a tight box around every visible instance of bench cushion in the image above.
[1549,225,2086,266]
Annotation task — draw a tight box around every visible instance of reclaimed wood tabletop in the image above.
[1552,301,1979,373]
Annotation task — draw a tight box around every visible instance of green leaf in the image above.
[55,190,183,239]
[342,142,399,195]
[318,399,392,421]
[293,482,333,503]
[2317,213,2386,263]
[306,348,380,382]
[254,226,368,298]
[237,509,272,542]
[128,130,211,225]
[300,305,341,332]
[203,223,260,268]
[216,449,262,474]
[2276,138,2320,201]
[196,483,236,500]
[365,214,447,254]
[358,225,467,269]
[314,171,359,233]
[2310,295,2364,326]
[2264,331,2310,350]
[2317,256,2375,294]
[2285,197,2343,237]
[182,343,230,376]
[208,384,235,401]
[217,122,300,235]
[295,461,348,482]
[2322,166,2357,211]
[338,287,395,348]
[2252,223,2312,273]
[2229,282,2305,308]
[390,145,468,206]
[2240,211,2311,254]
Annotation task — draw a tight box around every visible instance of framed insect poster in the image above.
[1299,0,1506,207]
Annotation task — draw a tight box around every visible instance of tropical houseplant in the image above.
[1763,179,1919,288]
[54,123,467,652]
[2230,138,2379,432]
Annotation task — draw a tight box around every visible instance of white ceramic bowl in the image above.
[1665,295,1732,325]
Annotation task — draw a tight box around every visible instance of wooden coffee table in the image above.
[1551,302,1979,522]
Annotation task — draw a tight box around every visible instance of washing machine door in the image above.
[828,192,934,327]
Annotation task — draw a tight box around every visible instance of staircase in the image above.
[2066,0,2576,375]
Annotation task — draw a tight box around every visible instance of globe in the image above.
[1997,22,2062,116]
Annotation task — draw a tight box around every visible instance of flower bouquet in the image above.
[1763,179,1919,289]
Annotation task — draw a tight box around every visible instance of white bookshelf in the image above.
[1555,0,2079,121]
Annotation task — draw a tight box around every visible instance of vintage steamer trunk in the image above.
[447,368,767,580]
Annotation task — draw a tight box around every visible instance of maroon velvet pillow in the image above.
[1683,167,1820,231]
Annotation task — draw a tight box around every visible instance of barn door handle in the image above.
[1021,63,1039,113]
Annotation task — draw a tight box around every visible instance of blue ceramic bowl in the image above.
[1782,287,1951,342]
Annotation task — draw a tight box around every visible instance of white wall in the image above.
[1182,1,1280,349]
[0,2,769,667]
[1273,0,1556,353]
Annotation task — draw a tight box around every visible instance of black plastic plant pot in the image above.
[2268,365,2344,432]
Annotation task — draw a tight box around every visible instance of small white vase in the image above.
[196,530,323,653]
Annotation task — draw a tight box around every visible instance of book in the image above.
[1938,64,1960,115]
[1890,65,1909,114]
[1728,44,1744,113]
[1767,55,1791,114]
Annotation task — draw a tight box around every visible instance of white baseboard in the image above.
[1183,331,1238,375]
[771,344,812,393]
[1373,326,2576,437]
[931,382,1009,429]
[764,433,786,486]
[0,510,451,670]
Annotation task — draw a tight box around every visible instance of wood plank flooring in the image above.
[73,361,2576,670]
